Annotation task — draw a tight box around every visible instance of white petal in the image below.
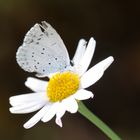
[41,102,58,122]
[62,96,78,113]
[55,103,66,127]
[81,56,114,88]
[72,39,87,66]
[74,89,94,100]
[25,77,48,92]
[9,92,47,106]
[23,104,52,129]
[9,101,46,114]
[55,118,62,127]
[79,37,96,76]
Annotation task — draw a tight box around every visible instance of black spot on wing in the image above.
[70,61,74,66]
[51,43,56,46]
[37,38,41,40]
[34,65,38,69]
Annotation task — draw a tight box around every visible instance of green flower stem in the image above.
[78,101,121,140]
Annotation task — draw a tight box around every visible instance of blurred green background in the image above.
[0,0,140,139]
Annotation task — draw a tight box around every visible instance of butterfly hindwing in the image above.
[16,21,70,77]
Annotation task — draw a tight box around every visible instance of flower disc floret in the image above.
[47,71,80,102]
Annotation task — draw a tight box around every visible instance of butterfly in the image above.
[16,21,71,77]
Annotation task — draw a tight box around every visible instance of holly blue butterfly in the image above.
[16,21,70,77]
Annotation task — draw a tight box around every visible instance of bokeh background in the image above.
[0,0,140,139]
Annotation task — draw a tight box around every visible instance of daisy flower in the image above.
[9,37,114,129]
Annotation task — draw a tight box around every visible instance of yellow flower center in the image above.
[47,71,80,102]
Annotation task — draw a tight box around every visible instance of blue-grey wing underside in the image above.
[16,21,70,77]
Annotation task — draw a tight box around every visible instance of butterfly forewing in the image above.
[16,21,70,77]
